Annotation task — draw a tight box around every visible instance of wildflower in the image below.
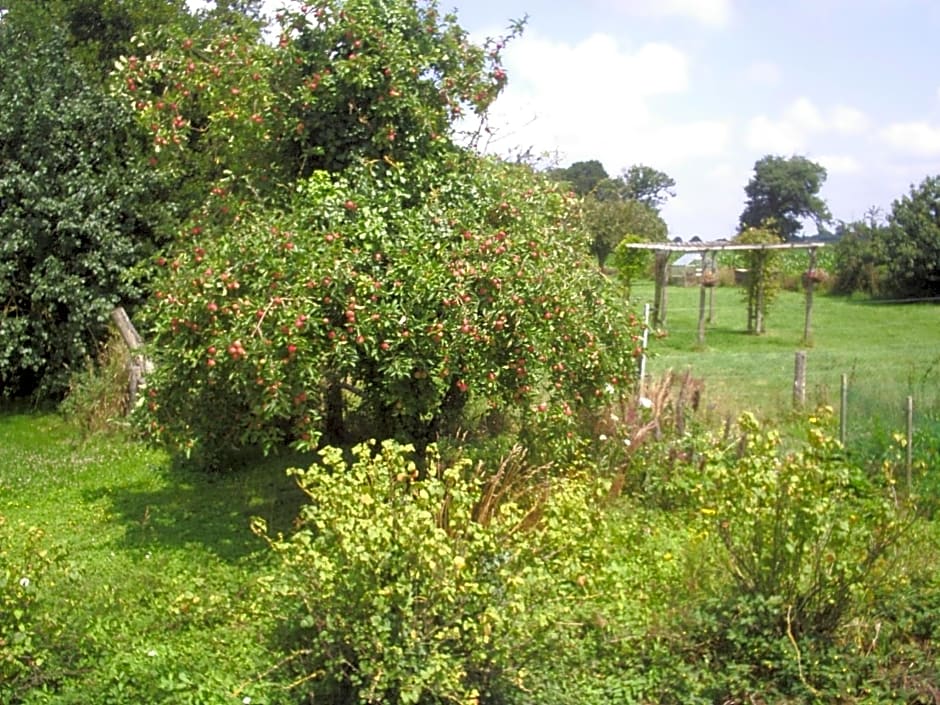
[147,649,158,657]
[639,396,653,409]
[598,433,608,442]
[18,577,30,588]
[243,697,252,704]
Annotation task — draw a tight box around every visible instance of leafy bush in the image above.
[0,25,160,399]
[254,440,542,703]
[139,158,641,466]
[673,410,910,698]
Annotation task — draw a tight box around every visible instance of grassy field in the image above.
[0,411,316,703]
[2,281,939,703]
[632,280,940,447]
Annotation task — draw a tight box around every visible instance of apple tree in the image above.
[140,157,642,466]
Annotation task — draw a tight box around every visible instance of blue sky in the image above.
[444,0,940,238]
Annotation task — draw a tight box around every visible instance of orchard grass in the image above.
[2,400,940,702]
[0,409,311,704]
[635,279,940,443]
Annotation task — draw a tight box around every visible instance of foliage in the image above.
[582,197,666,266]
[735,224,782,334]
[254,440,524,704]
[0,518,57,701]
[609,235,655,297]
[830,217,887,296]
[139,158,641,466]
[617,164,676,210]
[547,159,608,196]
[115,0,514,208]
[3,401,940,704]
[881,175,940,299]
[0,0,194,81]
[739,155,831,242]
[0,24,161,398]
[695,411,904,638]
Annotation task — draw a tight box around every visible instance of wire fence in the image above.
[642,293,940,464]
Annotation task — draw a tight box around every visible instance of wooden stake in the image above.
[697,252,708,347]
[907,395,914,493]
[793,351,807,408]
[840,373,848,445]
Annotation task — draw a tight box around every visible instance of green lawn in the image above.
[632,281,940,440]
[0,411,314,704]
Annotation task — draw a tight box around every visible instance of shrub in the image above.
[139,159,641,466]
[253,440,543,703]
[0,25,160,399]
[674,410,911,698]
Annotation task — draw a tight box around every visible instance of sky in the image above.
[442,0,940,239]
[200,0,940,240]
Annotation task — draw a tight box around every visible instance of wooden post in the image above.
[707,252,717,324]
[793,350,807,408]
[652,250,670,327]
[697,252,708,347]
[110,306,152,412]
[803,247,817,345]
[906,395,914,493]
[111,306,144,351]
[840,373,848,445]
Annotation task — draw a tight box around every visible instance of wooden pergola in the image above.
[621,241,826,345]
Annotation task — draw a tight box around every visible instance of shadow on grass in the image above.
[84,446,317,563]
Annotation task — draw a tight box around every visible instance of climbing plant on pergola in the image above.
[621,241,826,346]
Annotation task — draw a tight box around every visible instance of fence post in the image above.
[110,306,152,412]
[906,395,914,494]
[793,351,807,408]
[840,373,848,446]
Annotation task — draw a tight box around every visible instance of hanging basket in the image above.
[701,271,719,288]
[802,268,827,285]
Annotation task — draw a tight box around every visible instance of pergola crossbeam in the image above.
[629,241,826,339]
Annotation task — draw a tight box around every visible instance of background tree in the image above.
[739,155,831,241]
[548,159,608,196]
[0,24,162,397]
[549,160,673,266]
[583,197,667,266]
[618,164,676,210]
[830,210,888,296]
[881,175,940,299]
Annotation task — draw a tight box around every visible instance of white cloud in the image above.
[817,154,862,174]
[605,0,732,27]
[746,115,808,154]
[786,97,825,132]
[746,98,870,154]
[830,106,870,135]
[482,31,716,167]
[880,121,940,157]
[746,61,781,86]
